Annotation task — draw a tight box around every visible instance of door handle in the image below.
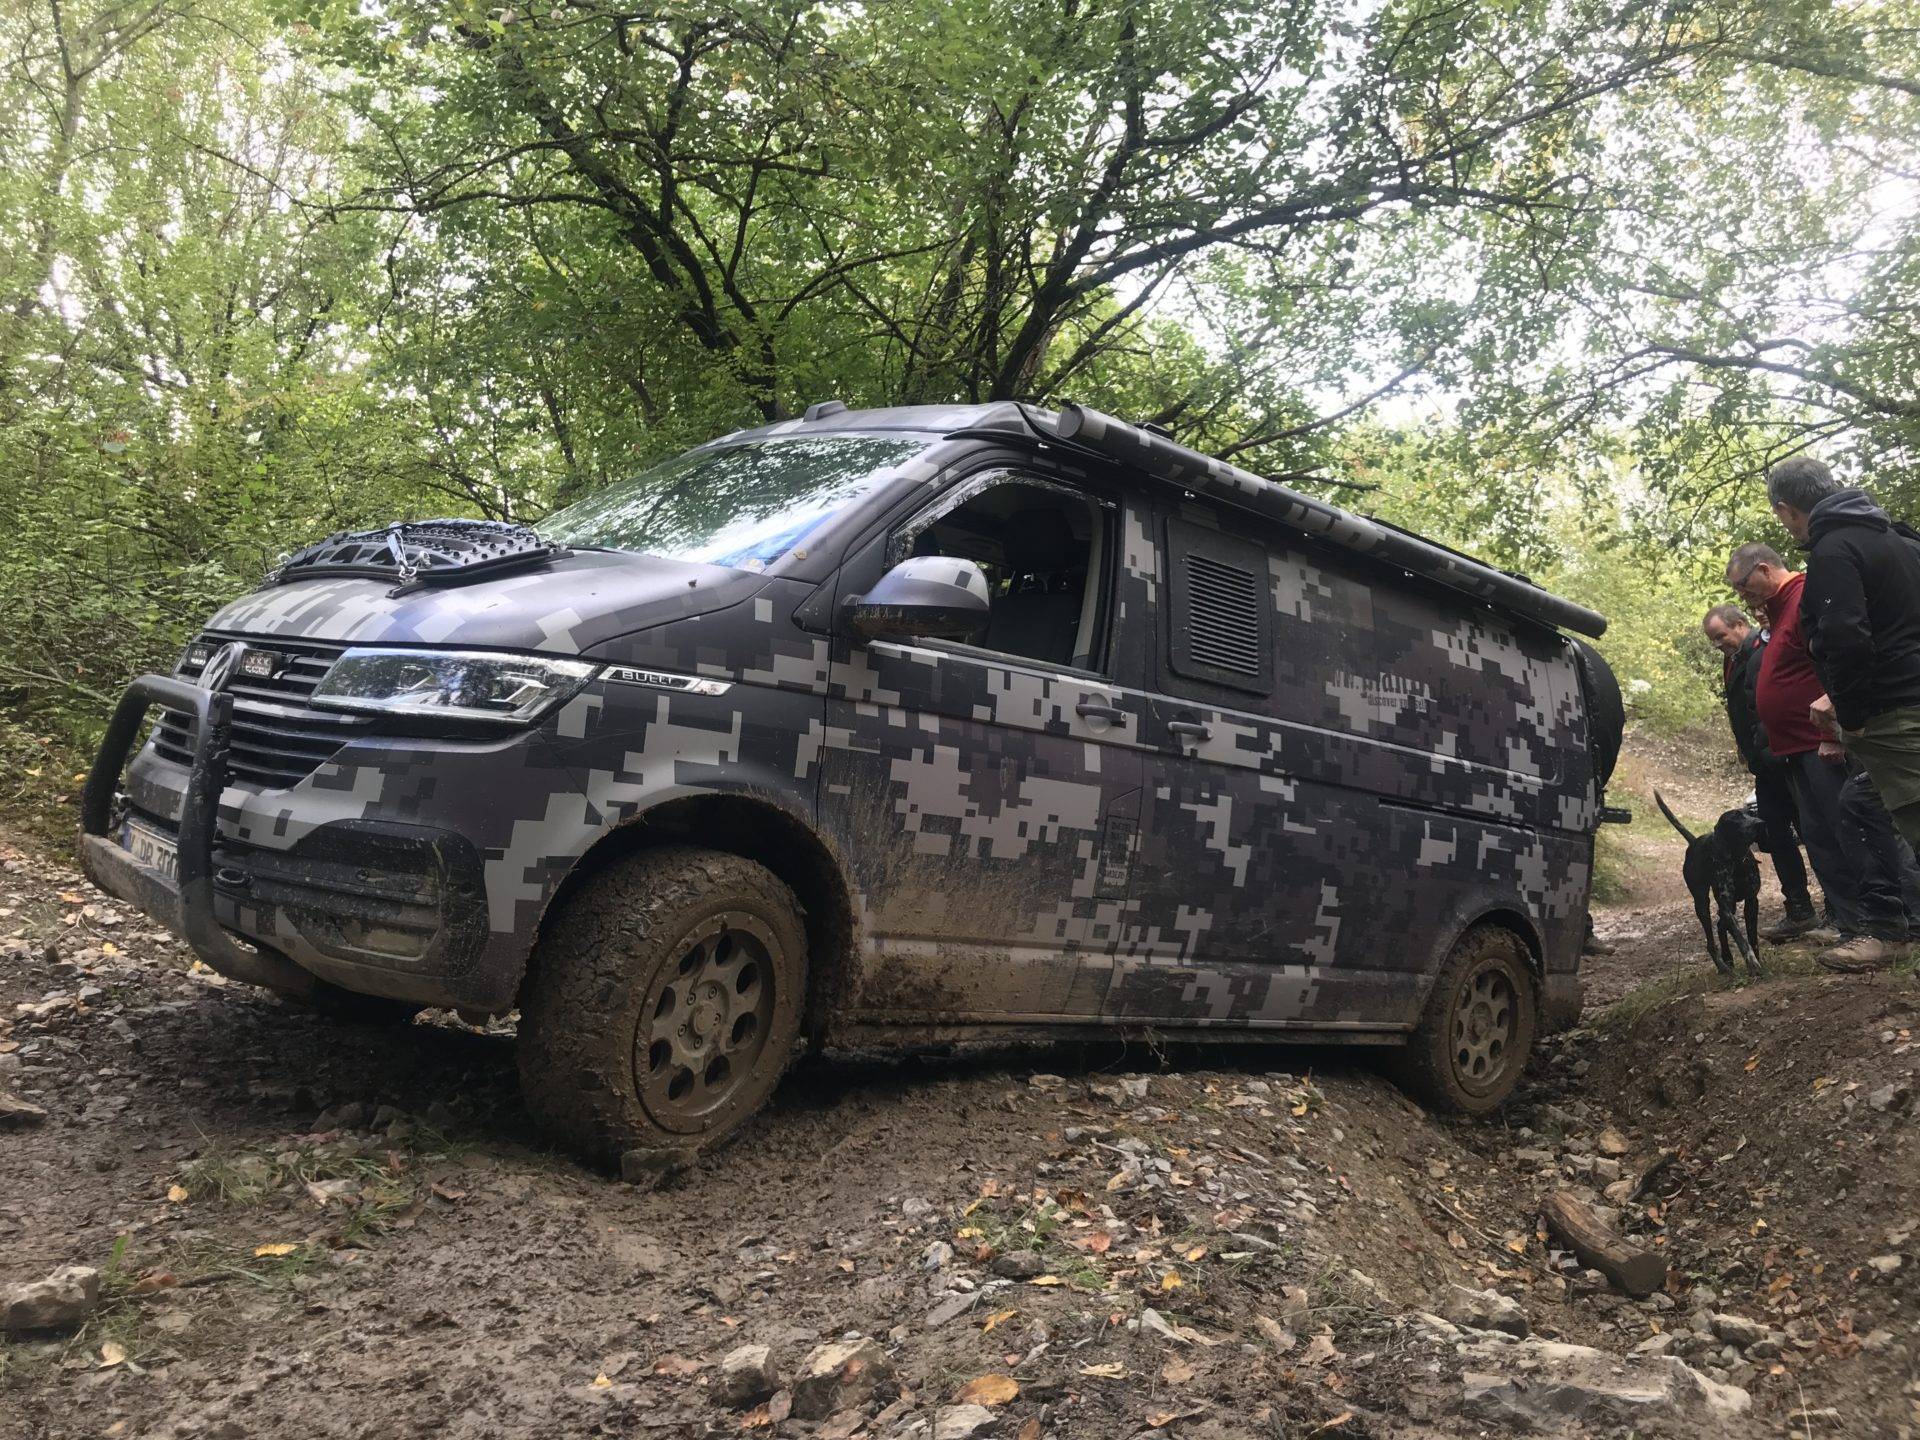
[1076,701,1128,723]
[1167,719,1212,742]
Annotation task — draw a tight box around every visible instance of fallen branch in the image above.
[1541,1189,1666,1298]
[1630,1148,1681,1202]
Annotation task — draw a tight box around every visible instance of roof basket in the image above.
[268,519,564,595]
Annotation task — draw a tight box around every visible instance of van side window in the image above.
[1166,518,1273,695]
[903,478,1108,670]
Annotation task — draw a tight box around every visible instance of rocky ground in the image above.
[2,741,1917,1439]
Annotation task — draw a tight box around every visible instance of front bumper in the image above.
[79,668,505,1010]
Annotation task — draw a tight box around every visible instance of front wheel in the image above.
[517,846,806,1165]
[1396,924,1537,1116]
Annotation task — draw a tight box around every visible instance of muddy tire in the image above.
[517,846,806,1165]
[1396,924,1537,1116]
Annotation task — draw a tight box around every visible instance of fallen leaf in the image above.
[101,942,118,956]
[589,1373,612,1389]
[99,1342,126,1367]
[1079,1362,1127,1379]
[129,1271,176,1295]
[1146,1405,1208,1427]
[1161,1357,1196,1384]
[1309,1412,1356,1435]
[1291,1101,1309,1116]
[1301,1331,1339,1365]
[955,1374,1019,1406]
[1184,1244,1207,1262]
[253,1242,298,1257]
[1087,1232,1112,1254]
[981,1309,1018,1332]
[165,1184,188,1203]
[837,1259,855,1273]
[1744,1054,1760,1073]
[1159,1272,1182,1291]
[1030,1275,1064,1287]
[1255,1315,1296,1352]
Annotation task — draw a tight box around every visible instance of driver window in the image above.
[907,479,1107,670]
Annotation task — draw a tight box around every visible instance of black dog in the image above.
[1654,791,1767,978]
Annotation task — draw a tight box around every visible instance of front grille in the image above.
[151,633,372,789]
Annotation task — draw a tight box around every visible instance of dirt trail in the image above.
[2,738,1915,1439]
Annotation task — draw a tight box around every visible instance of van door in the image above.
[819,472,1147,1024]
[1103,506,1419,1033]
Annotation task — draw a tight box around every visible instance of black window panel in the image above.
[1167,518,1272,695]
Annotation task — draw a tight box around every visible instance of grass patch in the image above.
[1598,944,1831,1031]
[1590,824,1640,905]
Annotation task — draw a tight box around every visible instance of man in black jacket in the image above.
[1702,604,1818,936]
[1771,456,1920,968]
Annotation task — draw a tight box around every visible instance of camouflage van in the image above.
[80,402,1623,1163]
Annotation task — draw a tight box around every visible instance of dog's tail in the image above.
[1653,789,1697,845]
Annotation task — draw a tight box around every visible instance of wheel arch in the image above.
[519,792,860,1046]
[1413,899,1546,1013]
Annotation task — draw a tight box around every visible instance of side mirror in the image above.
[846,556,991,642]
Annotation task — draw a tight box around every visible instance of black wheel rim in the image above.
[1451,962,1517,1097]
[634,911,779,1134]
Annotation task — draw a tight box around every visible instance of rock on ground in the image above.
[1,1265,100,1332]
[714,1343,779,1408]
[1439,1283,1530,1338]
[1462,1335,1749,1432]
[0,1090,48,1128]
[791,1337,895,1420]
[1709,1312,1768,1350]
[930,1403,996,1439]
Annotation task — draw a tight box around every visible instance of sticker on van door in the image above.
[1096,815,1139,899]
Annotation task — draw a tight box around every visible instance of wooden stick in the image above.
[1629,1148,1681,1202]
[1541,1189,1666,1298]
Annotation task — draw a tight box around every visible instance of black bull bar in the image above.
[78,664,316,996]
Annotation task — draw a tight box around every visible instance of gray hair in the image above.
[1702,603,1750,633]
[1726,541,1784,580]
[1767,456,1843,513]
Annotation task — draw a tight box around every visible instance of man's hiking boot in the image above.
[1762,901,1821,942]
[1819,935,1908,973]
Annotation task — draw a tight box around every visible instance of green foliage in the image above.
[1,0,1916,765]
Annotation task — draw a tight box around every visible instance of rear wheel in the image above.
[1397,924,1537,1116]
[517,846,806,1165]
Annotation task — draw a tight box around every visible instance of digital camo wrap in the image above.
[86,402,1609,1038]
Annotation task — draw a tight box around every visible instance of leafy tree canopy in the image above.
[1,0,1915,765]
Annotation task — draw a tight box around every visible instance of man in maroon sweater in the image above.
[1730,542,1918,959]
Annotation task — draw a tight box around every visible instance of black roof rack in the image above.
[1044,403,1606,639]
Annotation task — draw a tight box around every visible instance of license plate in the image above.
[122,820,179,884]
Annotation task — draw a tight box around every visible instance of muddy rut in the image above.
[1,808,1915,1438]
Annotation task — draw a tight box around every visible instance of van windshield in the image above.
[540,434,930,571]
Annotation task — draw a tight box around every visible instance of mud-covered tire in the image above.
[517,846,806,1165]
[1396,924,1537,1116]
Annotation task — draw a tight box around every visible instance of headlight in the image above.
[311,648,597,724]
